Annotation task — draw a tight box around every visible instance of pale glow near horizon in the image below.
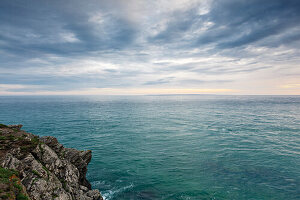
[1,85,300,96]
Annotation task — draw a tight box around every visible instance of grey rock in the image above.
[7,124,23,130]
[0,124,103,200]
[80,185,89,192]
[86,190,103,200]
[1,153,22,170]
[40,136,64,154]
[64,148,92,188]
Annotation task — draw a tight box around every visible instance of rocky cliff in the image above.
[0,124,103,200]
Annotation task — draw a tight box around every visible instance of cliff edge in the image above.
[0,124,103,200]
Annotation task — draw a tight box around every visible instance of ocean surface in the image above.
[0,95,300,200]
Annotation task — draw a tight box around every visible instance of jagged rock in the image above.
[1,153,23,170]
[7,124,23,130]
[0,124,103,200]
[86,190,102,200]
[40,136,64,154]
[64,148,92,188]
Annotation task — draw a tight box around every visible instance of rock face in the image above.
[0,124,103,200]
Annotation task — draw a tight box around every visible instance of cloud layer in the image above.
[1,0,300,95]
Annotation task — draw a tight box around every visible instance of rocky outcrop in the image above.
[0,124,103,200]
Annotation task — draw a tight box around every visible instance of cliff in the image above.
[0,124,103,200]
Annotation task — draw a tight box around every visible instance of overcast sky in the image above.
[1,0,300,95]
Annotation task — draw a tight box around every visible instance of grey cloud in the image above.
[199,0,300,49]
[0,0,138,60]
[147,0,300,50]
[148,6,202,44]
[179,79,233,85]
[143,77,175,85]
[0,0,300,93]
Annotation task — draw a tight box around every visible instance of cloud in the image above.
[0,0,300,95]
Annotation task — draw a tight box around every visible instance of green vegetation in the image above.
[0,135,18,141]
[20,136,40,152]
[20,145,32,152]
[42,166,50,180]
[42,166,48,172]
[0,167,19,179]
[0,167,29,200]
[13,182,23,192]
[59,178,68,192]
[0,124,41,160]
[0,193,10,199]
[16,193,29,200]
[52,193,59,199]
[32,170,41,178]
[0,136,6,140]
[8,135,15,141]
[31,136,39,145]
[0,124,8,128]
[32,177,38,184]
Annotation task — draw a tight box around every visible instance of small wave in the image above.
[102,183,134,200]
[91,180,107,188]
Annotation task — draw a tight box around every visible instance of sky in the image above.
[0,0,300,95]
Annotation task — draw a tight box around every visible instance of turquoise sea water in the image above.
[0,95,300,200]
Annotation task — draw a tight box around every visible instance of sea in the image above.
[0,95,299,200]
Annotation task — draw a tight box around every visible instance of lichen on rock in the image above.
[0,124,103,200]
